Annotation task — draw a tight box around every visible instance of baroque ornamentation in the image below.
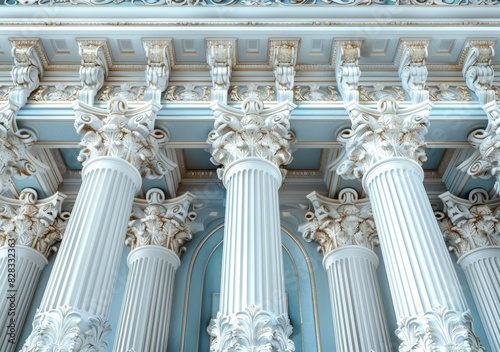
[207,97,296,179]
[97,83,147,102]
[334,40,362,103]
[437,188,500,258]
[427,84,472,102]
[0,86,14,101]
[0,188,68,257]
[397,40,430,104]
[143,39,172,103]
[300,188,379,254]
[207,39,235,104]
[230,84,275,102]
[207,305,295,352]
[293,84,338,102]
[20,305,111,352]
[74,96,175,178]
[462,41,495,105]
[335,96,433,179]
[30,84,80,102]
[126,188,196,256]
[396,306,484,351]
[271,40,298,102]
[164,84,211,101]
[77,40,110,105]
[9,39,44,107]
[358,84,405,102]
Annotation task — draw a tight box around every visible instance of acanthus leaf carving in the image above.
[230,84,275,102]
[164,84,211,101]
[74,96,175,178]
[207,305,295,352]
[20,305,111,352]
[334,40,362,103]
[143,39,172,103]
[0,188,69,257]
[334,96,433,180]
[126,188,197,256]
[395,306,484,352]
[397,40,430,104]
[358,83,405,102]
[437,188,500,258]
[462,41,495,105]
[207,39,236,104]
[293,84,338,102]
[300,188,379,254]
[30,84,81,102]
[271,39,298,102]
[97,83,146,102]
[207,97,296,180]
[77,39,110,106]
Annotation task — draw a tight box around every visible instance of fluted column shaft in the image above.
[0,245,46,351]
[364,157,481,349]
[458,246,500,351]
[113,246,180,351]
[21,156,141,351]
[221,157,286,315]
[323,246,391,352]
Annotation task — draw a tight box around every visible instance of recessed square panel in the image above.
[183,39,197,54]
[51,39,70,54]
[436,39,455,55]
[183,149,217,170]
[372,40,389,55]
[310,39,323,54]
[117,39,135,54]
[287,149,322,170]
[247,39,260,54]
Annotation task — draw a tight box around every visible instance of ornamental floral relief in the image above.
[98,83,147,102]
[230,84,275,102]
[294,84,338,102]
[358,84,405,102]
[164,84,211,102]
[30,84,80,102]
[0,86,13,101]
[427,84,472,102]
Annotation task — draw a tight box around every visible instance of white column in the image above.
[300,188,391,352]
[0,188,67,352]
[113,189,195,352]
[207,98,295,351]
[335,97,484,350]
[439,188,500,350]
[21,96,171,351]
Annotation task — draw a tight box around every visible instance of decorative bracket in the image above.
[76,39,111,106]
[206,39,236,104]
[396,39,430,104]
[270,39,299,102]
[333,40,362,103]
[9,38,45,107]
[143,39,173,103]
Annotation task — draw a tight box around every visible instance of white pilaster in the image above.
[113,189,196,352]
[21,96,171,351]
[300,189,391,352]
[207,98,295,351]
[438,188,500,350]
[0,188,67,351]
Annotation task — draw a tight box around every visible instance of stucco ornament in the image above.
[126,188,196,256]
[397,40,429,104]
[207,305,295,352]
[74,96,175,178]
[335,96,433,179]
[207,97,296,180]
[0,188,68,257]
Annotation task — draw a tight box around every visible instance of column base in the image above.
[207,305,295,352]
[20,305,111,352]
[395,306,484,351]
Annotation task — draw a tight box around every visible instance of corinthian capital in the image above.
[0,188,68,258]
[300,188,378,254]
[126,188,196,256]
[143,39,172,103]
[334,40,362,103]
[207,97,296,180]
[437,188,500,258]
[73,96,174,178]
[207,39,235,104]
[9,39,45,107]
[271,39,299,102]
[462,40,496,105]
[397,39,430,104]
[334,97,433,179]
[77,39,110,105]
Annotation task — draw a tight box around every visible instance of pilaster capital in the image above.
[207,97,296,180]
[207,39,236,104]
[300,188,378,254]
[9,38,45,107]
[461,40,496,105]
[396,306,484,351]
[396,39,430,104]
[271,39,299,102]
[126,188,196,256]
[437,188,500,258]
[143,39,172,103]
[0,188,69,258]
[207,305,294,352]
[334,96,433,180]
[333,40,362,103]
[77,39,110,105]
[73,96,174,178]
